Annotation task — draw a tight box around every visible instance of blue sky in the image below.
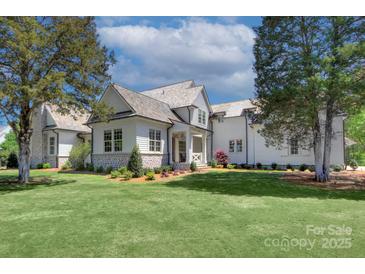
[0,17,262,126]
[96,16,262,104]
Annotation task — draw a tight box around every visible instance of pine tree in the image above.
[127,145,144,178]
[0,17,115,183]
[253,16,365,181]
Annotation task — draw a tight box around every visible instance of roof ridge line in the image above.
[211,99,252,106]
[113,83,173,109]
[141,79,194,92]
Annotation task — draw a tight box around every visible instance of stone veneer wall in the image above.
[92,153,131,169]
[172,162,190,170]
[92,153,168,169]
[141,154,168,168]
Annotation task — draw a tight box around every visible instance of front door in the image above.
[178,140,186,163]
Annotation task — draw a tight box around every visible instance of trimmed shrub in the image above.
[146,171,155,181]
[118,166,127,174]
[299,164,308,172]
[286,164,294,171]
[271,162,278,170]
[110,170,121,179]
[143,168,153,175]
[37,163,44,169]
[127,145,144,178]
[173,170,179,176]
[333,165,342,172]
[42,162,51,169]
[215,150,228,165]
[348,159,358,170]
[256,162,262,169]
[210,160,217,168]
[6,152,18,168]
[161,171,169,178]
[154,167,162,174]
[190,161,197,172]
[96,166,104,173]
[161,165,173,172]
[227,164,235,169]
[123,170,133,180]
[86,163,94,172]
[69,142,91,170]
[61,160,72,170]
[105,166,113,174]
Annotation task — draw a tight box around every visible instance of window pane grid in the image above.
[236,139,243,152]
[104,130,112,152]
[229,140,235,152]
[114,129,123,152]
[149,129,161,152]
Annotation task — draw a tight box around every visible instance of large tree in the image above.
[0,17,115,183]
[253,16,365,181]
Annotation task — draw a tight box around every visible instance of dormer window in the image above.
[198,109,206,125]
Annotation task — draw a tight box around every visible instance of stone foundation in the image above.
[92,153,168,169]
[172,162,190,170]
[141,154,168,168]
[92,153,131,169]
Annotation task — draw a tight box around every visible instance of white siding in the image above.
[58,131,79,157]
[135,118,168,154]
[212,116,246,163]
[101,86,131,113]
[174,107,190,123]
[46,110,56,126]
[212,114,345,166]
[191,91,210,129]
[92,118,137,154]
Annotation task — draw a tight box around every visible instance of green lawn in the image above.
[0,169,364,258]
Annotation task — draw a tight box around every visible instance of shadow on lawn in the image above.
[0,174,76,195]
[165,171,365,201]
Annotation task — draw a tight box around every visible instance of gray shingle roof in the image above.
[45,104,91,133]
[211,100,256,117]
[112,84,182,124]
[141,80,204,108]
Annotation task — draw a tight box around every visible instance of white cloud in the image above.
[98,18,256,99]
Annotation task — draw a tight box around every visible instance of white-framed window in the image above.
[290,138,299,155]
[149,129,161,152]
[49,136,55,155]
[198,109,206,125]
[104,130,112,152]
[114,129,123,152]
[218,116,224,123]
[236,139,243,152]
[229,140,235,152]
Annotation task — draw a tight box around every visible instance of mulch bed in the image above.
[281,171,365,190]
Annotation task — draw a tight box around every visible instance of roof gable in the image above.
[111,84,182,124]
[45,104,91,133]
[211,100,256,117]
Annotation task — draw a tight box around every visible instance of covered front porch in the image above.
[169,125,208,168]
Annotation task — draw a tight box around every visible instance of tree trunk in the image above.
[313,117,326,182]
[17,108,33,184]
[18,139,31,184]
[322,105,334,182]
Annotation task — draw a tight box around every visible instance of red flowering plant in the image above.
[215,150,228,167]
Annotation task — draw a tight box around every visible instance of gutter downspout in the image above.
[244,112,249,165]
[86,124,93,167]
[167,122,174,165]
[52,129,59,168]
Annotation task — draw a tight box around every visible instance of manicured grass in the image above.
[0,169,364,257]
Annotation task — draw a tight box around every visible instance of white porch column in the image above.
[186,129,193,164]
[202,133,207,164]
